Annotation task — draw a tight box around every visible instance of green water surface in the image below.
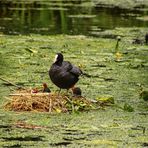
[0,26,148,147]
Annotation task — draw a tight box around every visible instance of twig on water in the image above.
[0,77,25,89]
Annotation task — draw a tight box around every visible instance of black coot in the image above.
[49,53,82,91]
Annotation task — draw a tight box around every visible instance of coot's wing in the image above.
[63,61,82,76]
[70,65,82,76]
[62,61,73,71]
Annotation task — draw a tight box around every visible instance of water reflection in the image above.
[0,0,148,35]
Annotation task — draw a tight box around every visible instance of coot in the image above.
[42,83,51,93]
[49,53,82,91]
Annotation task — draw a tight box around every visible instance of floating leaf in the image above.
[81,139,116,145]
[68,14,96,18]
[55,108,62,113]
[115,52,122,61]
[25,48,38,54]
[96,96,114,104]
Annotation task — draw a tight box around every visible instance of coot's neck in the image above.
[55,60,63,66]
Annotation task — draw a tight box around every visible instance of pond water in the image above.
[0,31,148,148]
[0,0,148,35]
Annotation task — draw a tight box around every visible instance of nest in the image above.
[4,89,97,113]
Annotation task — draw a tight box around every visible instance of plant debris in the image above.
[4,89,103,113]
[140,90,148,101]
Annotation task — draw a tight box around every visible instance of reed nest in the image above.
[4,89,97,113]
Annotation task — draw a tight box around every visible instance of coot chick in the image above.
[72,87,82,96]
[42,83,51,93]
[49,53,82,92]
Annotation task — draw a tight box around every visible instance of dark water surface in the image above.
[0,0,148,35]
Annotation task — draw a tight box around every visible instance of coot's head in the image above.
[43,83,48,88]
[42,83,51,93]
[54,53,63,65]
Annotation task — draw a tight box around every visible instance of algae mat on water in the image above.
[0,28,148,147]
